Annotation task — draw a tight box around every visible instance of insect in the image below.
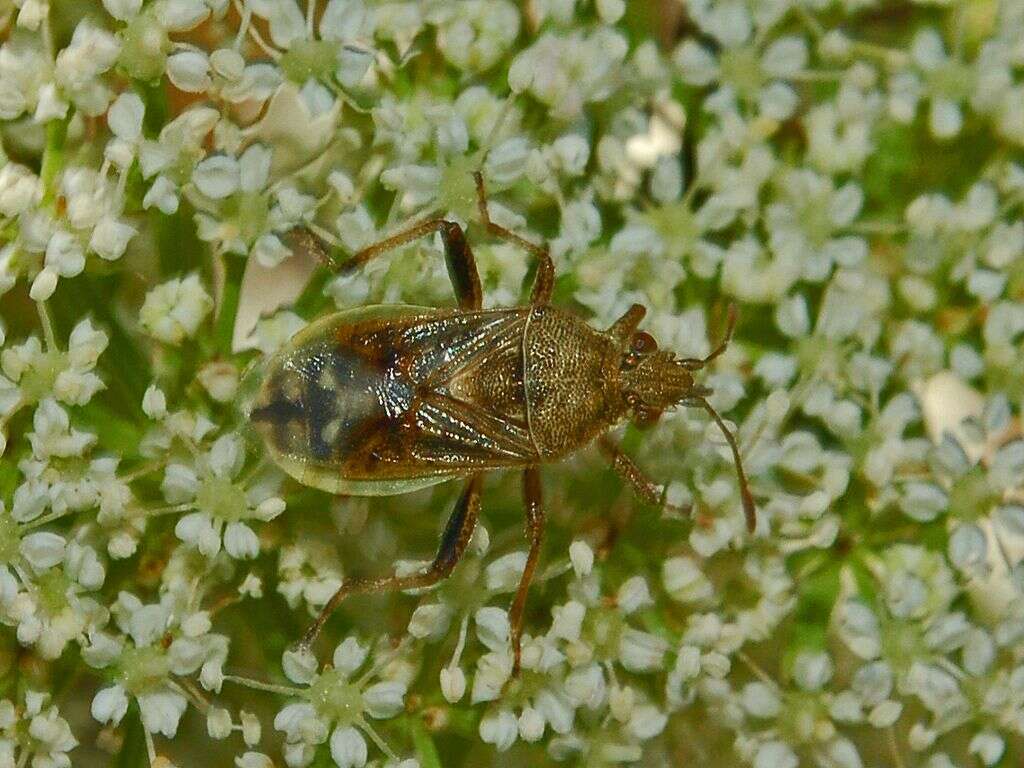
[251,172,756,670]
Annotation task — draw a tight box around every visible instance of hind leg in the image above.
[297,474,484,651]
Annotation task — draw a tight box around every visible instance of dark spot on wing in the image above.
[302,351,337,461]
[252,398,304,425]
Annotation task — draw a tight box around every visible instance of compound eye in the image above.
[631,332,657,355]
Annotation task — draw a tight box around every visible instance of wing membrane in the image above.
[410,392,537,466]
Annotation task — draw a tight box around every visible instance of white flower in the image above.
[616,576,653,614]
[509,29,628,120]
[0,163,41,216]
[662,556,714,604]
[90,685,137,727]
[52,22,121,116]
[1,320,107,417]
[102,0,142,20]
[138,106,219,213]
[330,726,367,768]
[793,650,833,691]
[167,50,212,92]
[766,169,866,282]
[806,68,882,174]
[430,1,520,74]
[193,154,241,199]
[568,540,594,578]
[166,433,284,560]
[85,594,227,742]
[674,32,808,120]
[89,216,136,261]
[754,741,798,768]
[140,273,214,344]
[283,646,319,686]
[969,731,1005,766]
[618,628,669,672]
[550,600,585,642]
[105,91,145,169]
[138,689,189,738]
[192,143,308,261]
[0,692,77,767]
[19,532,66,573]
[479,708,517,751]
[24,399,96,465]
[275,637,408,768]
[236,753,275,768]
[142,385,167,419]
[888,28,973,139]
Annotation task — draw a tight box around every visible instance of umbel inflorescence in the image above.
[1,1,1024,767]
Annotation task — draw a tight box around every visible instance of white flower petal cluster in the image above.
[274,637,409,768]
[0,691,77,768]
[140,273,214,344]
[85,591,228,738]
[163,432,285,559]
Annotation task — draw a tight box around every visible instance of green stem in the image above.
[40,116,70,208]
[119,458,168,484]
[37,300,58,352]
[110,705,146,768]
[19,508,77,532]
[222,674,304,696]
[217,254,246,355]
[407,720,440,768]
[139,503,196,518]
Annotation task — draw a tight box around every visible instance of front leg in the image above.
[598,436,691,517]
[297,473,484,652]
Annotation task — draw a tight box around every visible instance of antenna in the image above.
[695,395,757,533]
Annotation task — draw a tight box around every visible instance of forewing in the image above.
[401,310,527,387]
[410,392,537,466]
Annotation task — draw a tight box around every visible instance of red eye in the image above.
[631,332,657,354]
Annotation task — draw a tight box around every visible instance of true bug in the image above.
[251,172,756,669]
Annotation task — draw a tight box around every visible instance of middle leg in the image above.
[290,218,483,310]
[508,466,546,675]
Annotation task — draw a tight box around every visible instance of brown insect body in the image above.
[253,173,754,672]
[253,304,641,487]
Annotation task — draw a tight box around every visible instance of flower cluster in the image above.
[1,0,1023,766]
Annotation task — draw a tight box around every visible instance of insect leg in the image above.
[297,473,483,651]
[678,304,737,370]
[472,171,554,306]
[284,227,340,271]
[323,218,483,310]
[597,436,691,517]
[508,466,545,676]
[439,221,484,310]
